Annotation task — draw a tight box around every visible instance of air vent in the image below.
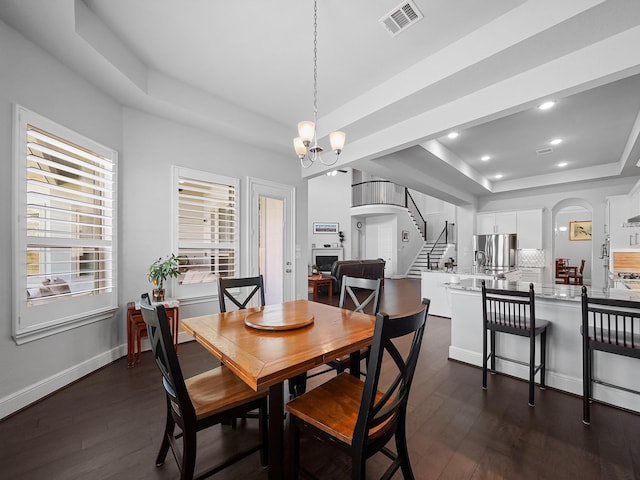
[379,1,423,37]
[536,147,554,156]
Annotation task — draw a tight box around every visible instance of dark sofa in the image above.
[324,258,386,294]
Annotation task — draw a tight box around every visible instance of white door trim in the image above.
[246,177,296,302]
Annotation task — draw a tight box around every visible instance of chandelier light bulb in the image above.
[329,131,346,153]
[293,137,307,157]
[298,121,315,145]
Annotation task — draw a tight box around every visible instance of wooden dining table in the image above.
[181,299,376,480]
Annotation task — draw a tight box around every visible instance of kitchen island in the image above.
[448,278,640,413]
[421,268,519,317]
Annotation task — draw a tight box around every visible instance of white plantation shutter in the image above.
[174,167,239,299]
[13,106,118,344]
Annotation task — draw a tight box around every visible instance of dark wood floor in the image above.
[2,278,639,479]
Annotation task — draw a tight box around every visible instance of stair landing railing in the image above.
[352,180,426,240]
[426,221,455,269]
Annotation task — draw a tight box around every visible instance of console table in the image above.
[308,274,332,301]
[126,299,179,367]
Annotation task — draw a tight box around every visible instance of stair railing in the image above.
[426,221,455,269]
[352,180,427,240]
[405,190,427,241]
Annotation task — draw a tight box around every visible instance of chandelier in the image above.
[293,0,346,168]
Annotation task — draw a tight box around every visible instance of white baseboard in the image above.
[0,345,126,420]
[448,345,639,412]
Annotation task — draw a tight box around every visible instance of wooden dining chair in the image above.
[481,281,549,406]
[139,295,268,480]
[314,276,382,376]
[218,275,266,312]
[286,298,430,480]
[581,287,640,424]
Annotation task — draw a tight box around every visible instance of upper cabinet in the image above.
[477,211,516,235]
[607,195,632,249]
[516,209,543,249]
[476,209,543,249]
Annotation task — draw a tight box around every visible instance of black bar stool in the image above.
[581,286,640,424]
[481,280,550,406]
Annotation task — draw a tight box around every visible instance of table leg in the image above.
[328,280,332,300]
[312,282,318,300]
[268,382,284,480]
[349,350,360,378]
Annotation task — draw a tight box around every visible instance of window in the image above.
[13,106,117,344]
[173,166,238,300]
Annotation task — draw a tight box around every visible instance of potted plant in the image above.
[338,230,345,246]
[148,254,180,302]
[311,264,319,274]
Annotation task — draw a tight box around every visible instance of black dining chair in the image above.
[308,276,382,378]
[218,275,266,312]
[218,275,306,398]
[286,298,430,480]
[581,286,640,424]
[139,295,268,479]
[481,280,549,406]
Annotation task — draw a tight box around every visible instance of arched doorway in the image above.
[552,199,593,286]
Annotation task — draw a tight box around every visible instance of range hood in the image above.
[624,214,640,227]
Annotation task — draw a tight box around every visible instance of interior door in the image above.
[378,224,393,277]
[247,177,295,303]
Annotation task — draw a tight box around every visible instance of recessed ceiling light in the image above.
[494,174,503,179]
[557,162,568,167]
[481,155,491,161]
[538,101,555,110]
[447,131,459,139]
[550,138,563,145]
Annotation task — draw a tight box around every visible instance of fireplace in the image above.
[316,255,338,272]
[312,248,344,272]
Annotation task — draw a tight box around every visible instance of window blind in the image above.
[25,124,114,304]
[176,171,238,287]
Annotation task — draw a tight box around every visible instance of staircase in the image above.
[407,242,448,278]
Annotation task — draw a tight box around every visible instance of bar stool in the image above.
[481,280,550,406]
[581,286,640,424]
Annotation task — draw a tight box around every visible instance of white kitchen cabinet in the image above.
[476,211,516,234]
[516,209,543,249]
[607,195,632,249]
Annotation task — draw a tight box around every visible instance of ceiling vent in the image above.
[379,1,423,37]
[536,147,554,156]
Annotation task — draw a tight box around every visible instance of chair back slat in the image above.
[139,294,194,423]
[353,299,430,449]
[339,276,381,316]
[218,275,266,312]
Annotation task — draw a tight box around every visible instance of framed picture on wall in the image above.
[313,222,339,234]
[569,220,592,241]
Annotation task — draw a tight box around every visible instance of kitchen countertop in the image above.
[421,267,516,277]
[447,278,640,302]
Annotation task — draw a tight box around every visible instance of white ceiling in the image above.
[2,0,640,205]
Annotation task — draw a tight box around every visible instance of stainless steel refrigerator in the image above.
[473,234,517,271]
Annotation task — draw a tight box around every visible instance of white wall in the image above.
[307,170,352,265]
[0,19,309,418]
[0,19,123,416]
